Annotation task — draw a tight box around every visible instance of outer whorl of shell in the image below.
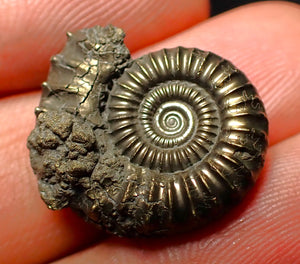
[27,25,268,237]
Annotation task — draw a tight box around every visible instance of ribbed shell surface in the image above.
[104,47,268,234]
[27,26,268,237]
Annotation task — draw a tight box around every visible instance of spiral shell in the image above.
[27,25,268,237]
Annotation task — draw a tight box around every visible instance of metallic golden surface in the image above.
[27,26,268,237]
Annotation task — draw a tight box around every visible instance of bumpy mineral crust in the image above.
[27,25,268,237]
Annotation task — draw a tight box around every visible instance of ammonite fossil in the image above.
[27,25,268,237]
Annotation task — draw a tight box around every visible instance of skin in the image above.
[0,0,299,263]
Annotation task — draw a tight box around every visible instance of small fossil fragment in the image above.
[27,25,268,237]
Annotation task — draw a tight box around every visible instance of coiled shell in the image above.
[27,25,268,237]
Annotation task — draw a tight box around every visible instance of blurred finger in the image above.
[0,0,209,95]
[0,1,299,264]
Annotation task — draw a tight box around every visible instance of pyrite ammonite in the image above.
[27,25,268,237]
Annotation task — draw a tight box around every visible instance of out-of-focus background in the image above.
[211,0,300,15]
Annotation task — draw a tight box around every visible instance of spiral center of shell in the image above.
[142,95,197,148]
[108,77,221,172]
[155,101,193,137]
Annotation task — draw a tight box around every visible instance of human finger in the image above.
[0,1,299,263]
[0,0,209,96]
